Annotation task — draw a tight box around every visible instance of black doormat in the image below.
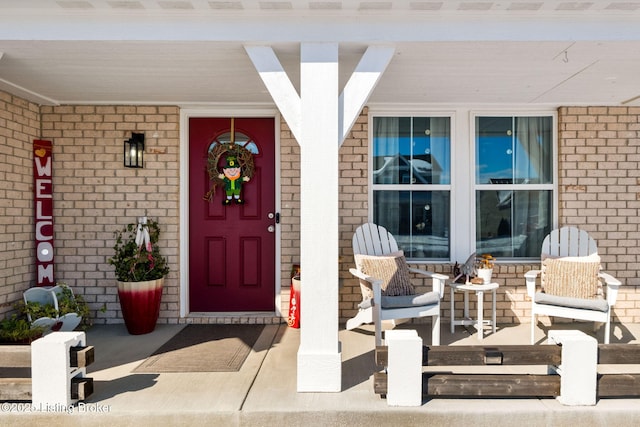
[134,324,265,373]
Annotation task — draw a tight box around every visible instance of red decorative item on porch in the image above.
[287,265,301,328]
[117,278,164,335]
[34,139,55,287]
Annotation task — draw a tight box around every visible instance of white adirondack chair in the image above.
[347,223,448,346]
[525,227,621,344]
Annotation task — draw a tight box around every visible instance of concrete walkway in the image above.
[2,321,640,426]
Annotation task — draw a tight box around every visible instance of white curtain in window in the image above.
[374,117,400,232]
[514,117,551,184]
[513,117,552,244]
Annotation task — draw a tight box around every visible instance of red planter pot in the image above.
[117,278,164,335]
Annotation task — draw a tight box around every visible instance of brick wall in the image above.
[2,92,639,328]
[558,106,640,324]
[0,92,40,318]
[39,105,181,325]
[279,117,301,318]
[338,108,370,318]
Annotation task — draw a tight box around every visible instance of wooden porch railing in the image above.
[375,331,640,403]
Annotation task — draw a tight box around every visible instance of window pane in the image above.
[476,116,552,184]
[476,190,552,257]
[208,131,260,154]
[411,117,451,184]
[373,117,411,184]
[373,116,451,185]
[374,190,450,259]
[514,117,553,184]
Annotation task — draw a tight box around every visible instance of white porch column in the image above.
[296,42,341,392]
[245,43,393,392]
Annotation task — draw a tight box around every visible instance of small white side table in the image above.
[449,282,498,340]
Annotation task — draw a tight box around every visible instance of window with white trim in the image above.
[371,116,451,260]
[474,115,554,258]
[370,112,555,261]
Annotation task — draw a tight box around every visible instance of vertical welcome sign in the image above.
[34,140,54,287]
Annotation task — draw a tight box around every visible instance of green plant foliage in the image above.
[57,284,94,330]
[107,218,170,282]
[16,284,96,331]
[0,314,45,343]
[57,285,85,316]
[20,300,58,319]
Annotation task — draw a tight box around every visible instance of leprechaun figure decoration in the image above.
[219,155,250,205]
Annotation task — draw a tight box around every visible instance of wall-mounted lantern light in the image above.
[124,132,145,168]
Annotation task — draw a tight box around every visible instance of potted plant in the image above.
[108,217,170,335]
[0,314,45,344]
[19,283,90,332]
[476,253,495,284]
[55,284,93,330]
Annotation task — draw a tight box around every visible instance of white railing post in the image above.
[386,329,422,406]
[548,330,598,405]
[32,331,89,408]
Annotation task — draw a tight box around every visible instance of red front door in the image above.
[188,117,276,312]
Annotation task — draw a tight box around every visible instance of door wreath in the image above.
[203,142,255,204]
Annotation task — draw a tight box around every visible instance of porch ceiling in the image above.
[1,1,640,107]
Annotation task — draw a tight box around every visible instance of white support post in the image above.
[339,45,394,145]
[246,42,341,392]
[245,42,392,393]
[548,330,598,406]
[244,45,302,142]
[32,331,88,408]
[296,42,341,392]
[386,330,423,406]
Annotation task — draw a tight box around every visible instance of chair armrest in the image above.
[349,267,382,284]
[524,269,542,298]
[349,267,367,281]
[408,268,448,298]
[599,272,622,306]
[350,268,384,321]
[348,268,384,298]
[407,268,448,281]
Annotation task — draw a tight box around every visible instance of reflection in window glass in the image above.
[374,191,450,259]
[475,115,554,258]
[372,116,451,260]
[373,117,450,185]
[475,116,552,184]
[476,190,552,257]
[208,131,260,154]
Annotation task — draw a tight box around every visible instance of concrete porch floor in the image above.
[2,320,640,426]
